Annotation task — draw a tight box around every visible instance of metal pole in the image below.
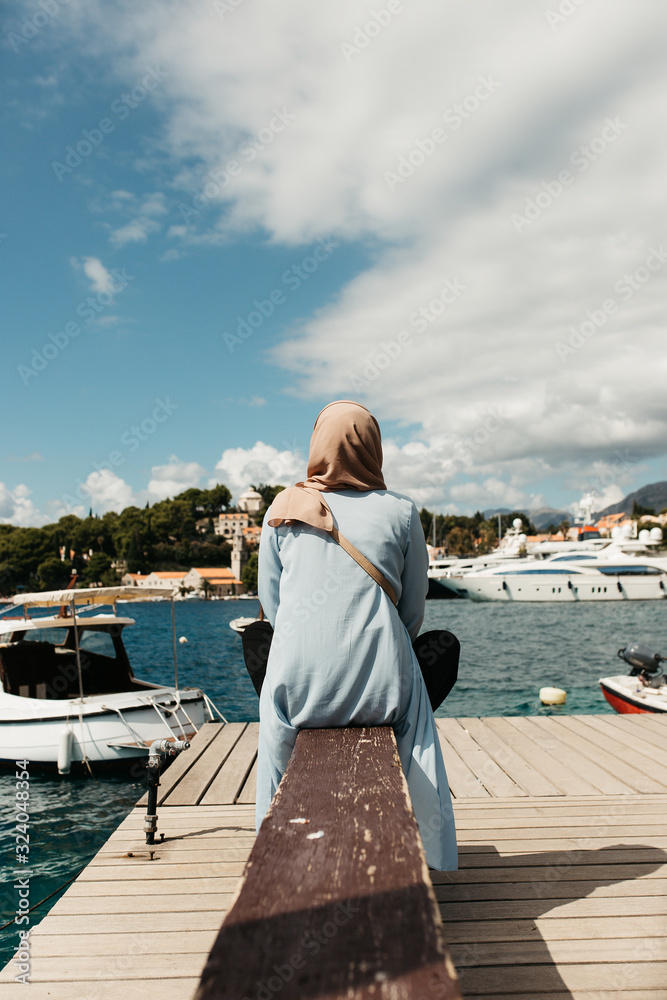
[70,597,84,701]
[170,596,179,690]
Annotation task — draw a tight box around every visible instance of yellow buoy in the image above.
[539,686,567,705]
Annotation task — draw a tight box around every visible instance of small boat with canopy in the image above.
[0,586,225,772]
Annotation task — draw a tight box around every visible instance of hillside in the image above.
[597,481,667,517]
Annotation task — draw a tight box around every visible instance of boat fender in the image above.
[567,580,573,590]
[502,580,508,590]
[57,725,74,775]
[617,581,623,593]
[660,580,665,591]
[539,686,567,706]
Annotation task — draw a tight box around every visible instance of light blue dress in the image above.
[256,488,457,870]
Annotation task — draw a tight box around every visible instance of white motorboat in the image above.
[445,549,667,602]
[600,642,667,714]
[0,586,225,771]
[229,616,260,633]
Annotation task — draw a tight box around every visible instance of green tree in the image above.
[82,553,118,586]
[242,552,259,593]
[37,557,73,591]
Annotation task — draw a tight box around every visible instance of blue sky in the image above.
[2,0,667,526]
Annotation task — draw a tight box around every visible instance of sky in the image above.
[2,0,667,528]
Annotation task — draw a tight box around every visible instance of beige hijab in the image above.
[268,400,386,532]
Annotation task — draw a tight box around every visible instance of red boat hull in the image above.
[600,681,665,714]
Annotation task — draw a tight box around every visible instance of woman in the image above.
[256,400,457,870]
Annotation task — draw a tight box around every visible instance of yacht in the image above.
[444,547,667,602]
[0,586,224,771]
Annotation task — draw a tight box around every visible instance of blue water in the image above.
[1,596,665,967]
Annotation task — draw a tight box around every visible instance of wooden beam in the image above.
[195,727,462,1000]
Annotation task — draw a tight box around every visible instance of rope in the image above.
[0,861,92,932]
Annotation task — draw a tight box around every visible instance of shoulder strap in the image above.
[329,526,397,606]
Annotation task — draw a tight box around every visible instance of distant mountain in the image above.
[596,481,667,517]
[529,508,571,531]
[482,508,527,518]
[483,507,569,531]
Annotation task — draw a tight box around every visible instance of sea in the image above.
[1,595,666,966]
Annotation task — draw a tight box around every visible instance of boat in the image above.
[600,642,667,713]
[229,605,264,633]
[445,550,667,602]
[229,616,260,633]
[0,586,225,771]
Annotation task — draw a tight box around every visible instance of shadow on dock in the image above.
[433,842,667,996]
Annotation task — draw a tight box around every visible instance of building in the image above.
[143,570,188,590]
[237,488,263,514]
[214,512,250,538]
[183,567,244,597]
[121,572,150,587]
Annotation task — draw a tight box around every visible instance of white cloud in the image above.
[46,1,667,506]
[75,256,115,294]
[8,452,44,463]
[212,442,306,500]
[108,192,168,245]
[0,483,49,527]
[80,469,137,514]
[145,457,206,501]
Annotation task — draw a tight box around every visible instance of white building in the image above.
[237,488,263,515]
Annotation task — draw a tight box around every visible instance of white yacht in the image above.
[0,586,224,771]
[445,547,667,602]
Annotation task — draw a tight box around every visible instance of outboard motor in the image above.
[618,643,666,687]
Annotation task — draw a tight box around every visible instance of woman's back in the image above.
[259,488,427,728]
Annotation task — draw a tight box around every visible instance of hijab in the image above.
[267,400,386,531]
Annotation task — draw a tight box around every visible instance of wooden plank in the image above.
[585,713,667,756]
[436,721,492,798]
[136,719,226,807]
[456,717,562,797]
[533,717,638,794]
[90,845,253,865]
[65,877,243,898]
[434,879,667,902]
[48,891,235,914]
[33,910,231,935]
[235,755,257,803]
[621,714,667,746]
[196,727,462,1000]
[26,930,218,958]
[438,895,667,920]
[457,962,667,994]
[450,936,667,966]
[432,861,667,882]
[0,982,201,1000]
[438,719,528,797]
[478,993,667,1000]
[451,797,666,819]
[163,722,248,806]
[443,914,667,942]
[551,716,667,793]
[500,717,606,795]
[471,994,667,1000]
[0,953,209,982]
[78,861,246,880]
[480,718,571,796]
[199,723,259,805]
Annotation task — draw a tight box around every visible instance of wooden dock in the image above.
[1,714,666,999]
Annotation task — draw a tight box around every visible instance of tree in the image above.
[82,553,117,587]
[37,557,72,591]
[242,552,258,593]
